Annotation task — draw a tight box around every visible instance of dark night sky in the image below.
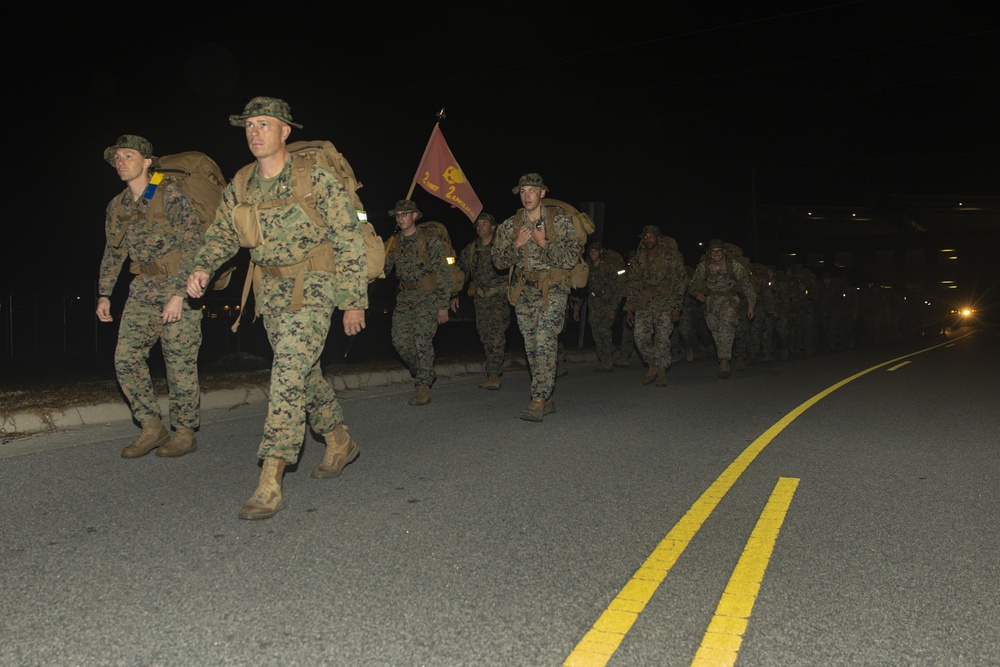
[3,1,998,293]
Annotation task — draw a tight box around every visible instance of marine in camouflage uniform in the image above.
[493,173,580,422]
[384,199,452,405]
[614,250,638,367]
[623,225,687,387]
[96,135,203,460]
[575,240,624,372]
[786,266,818,357]
[455,212,510,389]
[748,264,777,362]
[689,238,756,379]
[188,97,367,520]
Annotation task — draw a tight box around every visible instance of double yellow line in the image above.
[564,332,972,666]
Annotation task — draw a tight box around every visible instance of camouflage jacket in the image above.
[492,206,579,277]
[587,250,625,305]
[689,258,757,312]
[98,182,203,305]
[383,228,451,310]
[459,237,507,294]
[193,157,368,316]
[625,244,687,311]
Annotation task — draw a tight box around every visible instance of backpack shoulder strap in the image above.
[232,163,256,203]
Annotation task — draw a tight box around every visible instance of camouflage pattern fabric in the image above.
[626,243,687,370]
[748,269,776,360]
[384,229,451,385]
[459,239,510,375]
[516,284,570,398]
[586,250,624,364]
[615,260,637,364]
[99,183,203,428]
[260,306,339,463]
[785,269,817,357]
[192,158,367,463]
[493,206,580,399]
[688,257,756,361]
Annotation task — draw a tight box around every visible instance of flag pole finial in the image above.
[436,108,446,122]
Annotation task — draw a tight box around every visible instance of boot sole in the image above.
[156,444,198,458]
[311,445,360,479]
[121,434,171,459]
[238,499,288,520]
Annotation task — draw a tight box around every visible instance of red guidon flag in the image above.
[412,125,483,222]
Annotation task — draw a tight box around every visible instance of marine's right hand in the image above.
[95,297,112,323]
[187,271,209,298]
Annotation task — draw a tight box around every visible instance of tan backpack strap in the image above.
[231,260,261,333]
[291,154,322,223]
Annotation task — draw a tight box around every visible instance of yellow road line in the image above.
[691,477,800,667]
[888,361,912,371]
[563,332,972,667]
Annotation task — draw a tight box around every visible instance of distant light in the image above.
[948,256,958,261]
[939,248,956,253]
[948,285,958,289]
[852,213,856,217]
[940,280,954,284]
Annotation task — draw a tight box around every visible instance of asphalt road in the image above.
[2,328,998,667]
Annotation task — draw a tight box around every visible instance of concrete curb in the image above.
[1,351,597,438]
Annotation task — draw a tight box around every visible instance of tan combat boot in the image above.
[408,384,432,406]
[156,426,198,458]
[121,416,170,459]
[642,365,658,385]
[593,359,613,373]
[543,398,556,415]
[519,398,545,422]
[479,374,501,390]
[555,362,568,378]
[239,457,287,520]
[656,367,668,387]
[734,357,746,372]
[312,424,360,479]
[718,359,731,379]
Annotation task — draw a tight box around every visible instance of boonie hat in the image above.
[104,135,156,166]
[388,199,422,220]
[586,240,604,252]
[708,238,726,250]
[229,96,303,128]
[512,173,549,194]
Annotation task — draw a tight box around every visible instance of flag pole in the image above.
[389,109,447,255]
[405,107,446,200]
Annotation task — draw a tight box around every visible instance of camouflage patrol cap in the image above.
[708,238,726,250]
[586,240,604,252]
[638,225,661,237]
[103,135,156,166]
[476,212,497,226]
[512,173,549,194]
[388,199,422,220]
[229,96,303,128]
